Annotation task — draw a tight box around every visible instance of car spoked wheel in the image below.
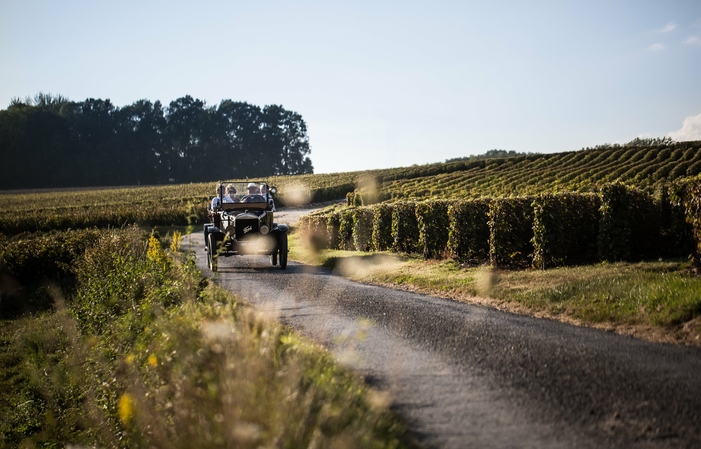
[208,233,219,272]
[279,232,288,269]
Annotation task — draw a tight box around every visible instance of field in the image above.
[2,139,701,446]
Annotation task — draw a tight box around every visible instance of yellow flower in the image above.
[125,354,135,365]
[170,231,182,252]
[148,354,158,367]
[118,393,135,425]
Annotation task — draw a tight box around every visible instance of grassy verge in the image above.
[289,233,701,347]
[0,228,415,448]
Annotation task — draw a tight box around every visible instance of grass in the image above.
[0,228,416,448]
[289,232,701,346]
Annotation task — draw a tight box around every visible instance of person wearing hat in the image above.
[246,182,260,194]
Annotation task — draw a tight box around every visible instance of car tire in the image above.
[279,232,288,269]
[204,223,213,251]
[208,233,219,272]
[271,247,278,266]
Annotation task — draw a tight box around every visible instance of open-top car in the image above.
[204,181,288,271]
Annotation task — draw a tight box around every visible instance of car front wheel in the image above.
[208,233,219,272]
[279,232,288,269]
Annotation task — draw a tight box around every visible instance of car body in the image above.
[204,181,288,271]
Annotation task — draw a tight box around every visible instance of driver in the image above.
[242,182,263,203]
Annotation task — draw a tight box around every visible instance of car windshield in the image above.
[221,181,269,204]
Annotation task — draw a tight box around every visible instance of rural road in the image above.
[183,209,701,449]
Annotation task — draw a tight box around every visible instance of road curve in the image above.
[184,232,701,449]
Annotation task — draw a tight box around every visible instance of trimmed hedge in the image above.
[488,197,534,267]
[337,208,356,251]
[416,200,452,259]
[297,212,330,250]
[391,201,419,253]
[671,175,701,267]
[353,207,375,252]
[598,183,661,262]
[371,204,394,252]
[532,193,600,269]
[447,199,491,264]
[327,211,342,250]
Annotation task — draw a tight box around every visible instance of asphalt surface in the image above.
[184,230,701,449]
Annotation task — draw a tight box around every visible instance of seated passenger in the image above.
[211,185,224,210]
[223,184,239,203]
[260,184,276,211]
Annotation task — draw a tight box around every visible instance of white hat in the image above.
[247,182,256,188]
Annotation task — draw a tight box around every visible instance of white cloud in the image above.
[658,21,677,33]
[668,113,701,141]
[648,43,666,51]
[683,35,701,46]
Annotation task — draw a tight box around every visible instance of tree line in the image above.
[0,93,314,189]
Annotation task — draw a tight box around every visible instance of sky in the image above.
[1,0,701,174]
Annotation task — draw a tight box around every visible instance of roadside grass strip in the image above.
[290,232,701,346]
[0,228,414,448]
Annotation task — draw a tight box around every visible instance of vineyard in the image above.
[347,140,701,204]
[300,178,701,270]
[2,139,699,236]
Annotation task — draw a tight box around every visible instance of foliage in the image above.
[446,199,491,264]
[371,203,394,252]
[416,200,452,259]
[531,193,600,269]
[391,202,419,254]
[671,175,701,267]
[0,94,313,189]
[338,208,356,251]
[488,197,535,267]
[353,207,375,252]
[0,227,414,448]
[598,183,662,262]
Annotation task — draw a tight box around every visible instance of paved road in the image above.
[184,231,701,449]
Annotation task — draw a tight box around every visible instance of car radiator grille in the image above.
[235,218,259,240]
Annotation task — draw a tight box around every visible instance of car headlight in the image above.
[260,225,269,235]
[226,225,235,235]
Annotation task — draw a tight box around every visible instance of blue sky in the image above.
[2,1,700,174]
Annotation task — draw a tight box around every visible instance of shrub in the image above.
[297,212,330,250]
[671,175,701,267]
[447,199,491,263]
[416,200,452,259]
[391,201,419,253]
[371,204,394,252]
[327,211,342,250]
[337,208,356,251]
[532,193,600,269]
[598,183,662,262]
[352,207,374,252]
[488,197,534,267]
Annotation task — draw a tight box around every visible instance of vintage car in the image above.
[204,181,288,271]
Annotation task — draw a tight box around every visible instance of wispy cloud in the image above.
[648,43,666,51]
[668,113,701,141]
[657,21,677,33]
[683,35,701,46]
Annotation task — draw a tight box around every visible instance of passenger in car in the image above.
[260,184,276,211]
[211,185,224,210]
[223,184,239,203]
